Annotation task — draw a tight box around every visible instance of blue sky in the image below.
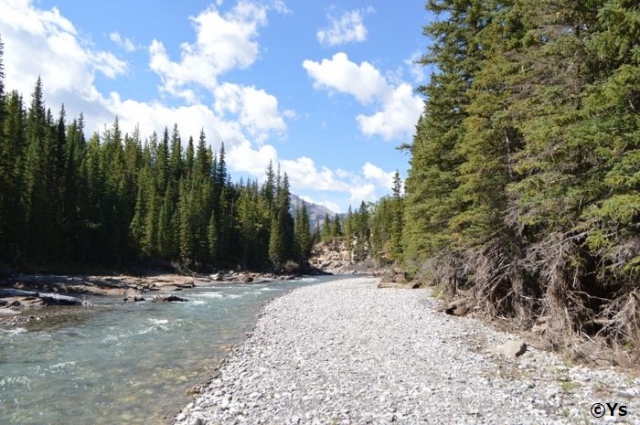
[0,0,432,212]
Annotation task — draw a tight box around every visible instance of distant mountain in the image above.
[289,194,341,231]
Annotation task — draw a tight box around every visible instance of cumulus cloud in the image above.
[227,140,278,176]
[0,0,126,104]
[145,1,293,142]
[302,52,387,104]
[279,157,392,206]
[303,52,423,141]
[149,1,268,100]
[214,83,290,143]
[317,8,372,47]
[281,157,349,192]
[109,31,136,52]
[362,162,395,190]
[348,183,376,204]
[356,83,424,141]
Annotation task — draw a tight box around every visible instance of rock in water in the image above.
[39,293,88,306]
[152,295,188,302]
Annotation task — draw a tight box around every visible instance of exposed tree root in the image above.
[421,231,640,365]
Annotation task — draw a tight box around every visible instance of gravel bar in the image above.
[174,277,640,425]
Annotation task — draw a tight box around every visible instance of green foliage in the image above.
[396,0,640,346]
[368,172,405,264]
[294,202,313,262]
[0,52,302,271]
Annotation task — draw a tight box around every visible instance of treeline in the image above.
[0,39,314,271]
[383,0,640,351]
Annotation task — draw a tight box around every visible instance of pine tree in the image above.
[23,77,50,262]
[0,91,27,261]
[344,206,353,240]
[207,210,217,262]
[170,123,183,181]
[321,213,332,241]
[178,178,195,264]
[331,213,342,237]
[268,214,285,267]
[185,136,194,180]
[195,129,210,180]
[294,202,312,262]
[312,223,321,247]
[390,171,403,260]
[156,127,170,193]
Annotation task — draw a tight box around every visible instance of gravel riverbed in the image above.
[174,277,640,425]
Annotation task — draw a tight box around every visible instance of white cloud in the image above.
[317,8,372,47]
[302,52,387,104]
[349,183,376,204]
[279,157,392,206]
[299,196,342,214]
[149,1,268,100]
[281,157,349,192]
[1,0,292,145]
[335,169,352,179]
[144,1,293,141]
[109,31,136,52]
[0,0,126,108]
[227,140,278,176]
[0,0,75,36]
[357,83,424,141]
[214,83,289,143]
[102,93,230,148]
[271,0,292,15]
[91,50,127,78]
[362,162,394,190]
[303,52,423,141]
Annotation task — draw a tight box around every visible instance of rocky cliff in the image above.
[308,239,354,273]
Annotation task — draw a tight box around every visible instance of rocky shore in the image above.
[0,270,308,322]
[175,277,640,425]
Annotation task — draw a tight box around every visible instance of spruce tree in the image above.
[321,213,332,241]
[294,202,312,262]
[331,213,342,237]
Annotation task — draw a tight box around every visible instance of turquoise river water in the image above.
[0,275,338,424]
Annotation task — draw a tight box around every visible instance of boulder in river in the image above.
[152,295,188,302]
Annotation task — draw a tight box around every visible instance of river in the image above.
[0,275,340,424]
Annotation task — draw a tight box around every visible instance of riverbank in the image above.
[175,277,640,425]
[0,270,313,321]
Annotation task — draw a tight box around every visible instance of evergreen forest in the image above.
[391,0,640,353]
[0,37,315,272]
[317,0,640,355]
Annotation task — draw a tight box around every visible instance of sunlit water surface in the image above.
[0,275,340,424]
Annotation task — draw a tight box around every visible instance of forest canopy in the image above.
[397,0,640,352]
[0,36,314,272]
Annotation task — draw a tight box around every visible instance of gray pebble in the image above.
[174,278,640,425]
